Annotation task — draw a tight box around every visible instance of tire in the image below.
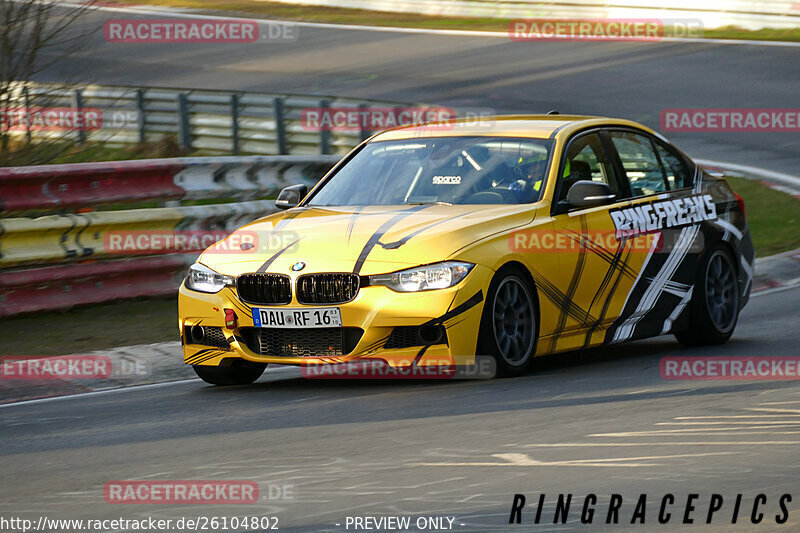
[193,361,267,386]
[477,265,538,377]
[675,245,740,347]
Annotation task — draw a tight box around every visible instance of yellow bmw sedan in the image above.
[178,115,753,384]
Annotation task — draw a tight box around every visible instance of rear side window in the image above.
[654,142,692,190]
[609,131,668,197]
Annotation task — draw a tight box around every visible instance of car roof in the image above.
[370,114,659,142]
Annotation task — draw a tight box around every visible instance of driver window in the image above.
[557,133,616,204]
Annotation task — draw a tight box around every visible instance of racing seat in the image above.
[558,160,593,202]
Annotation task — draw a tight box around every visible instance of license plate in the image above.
[252,307,342,328]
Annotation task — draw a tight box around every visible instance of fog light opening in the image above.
[418,325,444,345]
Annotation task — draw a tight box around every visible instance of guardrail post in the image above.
[359,103,371,142]
[135,89,146,144]
[71,88,86,145]
[273,97,288,155]
[319,99,331,155]
[231,93,240,155]
[177,92,192,150]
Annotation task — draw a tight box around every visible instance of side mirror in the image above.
[275,184,308,209]
[566,180,616,209]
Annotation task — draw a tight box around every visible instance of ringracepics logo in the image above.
[104,19,297,43]
[509,19,703,41]
[661,109,800,132]
[509,493,793,526]
[104,481,259,504]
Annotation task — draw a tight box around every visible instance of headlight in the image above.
[185,263,235,293]
[369,261,474,292]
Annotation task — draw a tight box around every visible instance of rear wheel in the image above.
[193,361,267,386]
[477,266,538,377]
[675,245,740,346]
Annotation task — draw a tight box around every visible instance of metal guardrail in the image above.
[0,155,340,216]
[0,156,340,316]
[5,82,411,155]
[275,0,800,30]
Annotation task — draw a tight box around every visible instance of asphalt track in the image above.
[8,4,800,532]
[2,286,799,531]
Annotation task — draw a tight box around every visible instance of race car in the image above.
[178,115,754,384]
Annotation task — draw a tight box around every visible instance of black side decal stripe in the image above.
[189,351,226,365]
[585,238,626,318]
[185,348,216,364]
[529,268,597,327]
[583,242,631,348]
[421,290,484,328]
[548,216,589,352]
[413,290,484,365]
[562,230,637,280]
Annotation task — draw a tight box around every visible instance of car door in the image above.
[544,129,647,354]
[601,128,703,344]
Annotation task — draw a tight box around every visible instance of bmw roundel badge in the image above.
[291,261,306,272]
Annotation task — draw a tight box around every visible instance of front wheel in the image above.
[477,266,538,377]
[193,361,267,386]
[675,245,740,346]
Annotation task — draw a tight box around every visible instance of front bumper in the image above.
[178,265,491,368]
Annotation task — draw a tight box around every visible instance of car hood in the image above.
[199,204,535,276]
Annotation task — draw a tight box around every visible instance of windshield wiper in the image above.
[408,201,453,206]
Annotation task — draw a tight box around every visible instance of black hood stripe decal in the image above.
[346,206,364,244]
[352,204,432,274]
[257,237,302,273]
[378,211,471,250]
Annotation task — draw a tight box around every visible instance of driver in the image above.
[510,156,547,201]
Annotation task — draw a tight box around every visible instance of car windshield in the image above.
[307,136,553,206]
